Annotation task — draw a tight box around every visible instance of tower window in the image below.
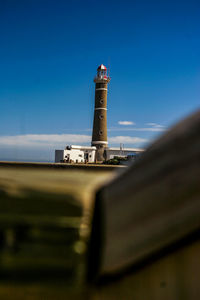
[100,99,104,104]
[99,130,103,135]
[99,115,104,120]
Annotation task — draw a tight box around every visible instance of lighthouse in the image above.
[55,64,144,164]
[92,64,110,162]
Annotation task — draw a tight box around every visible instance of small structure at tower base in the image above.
[55,145,96,164]
[55,145,143,164]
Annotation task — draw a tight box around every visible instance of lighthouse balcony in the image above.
[94,75,110,83]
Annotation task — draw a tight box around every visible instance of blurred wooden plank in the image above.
[0,166,115,298]
[0,166,115,215]
[88,110,200,279]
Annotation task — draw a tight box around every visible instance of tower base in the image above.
[93,144,107,163]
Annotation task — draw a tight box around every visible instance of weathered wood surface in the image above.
[88,110,200,281]
[92,234,200,300]
[0,161,124,171]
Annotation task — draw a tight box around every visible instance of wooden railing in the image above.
[0,110,199,299]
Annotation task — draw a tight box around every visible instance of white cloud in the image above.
[0,134,147,149]
[0,134,91,148]
[0,134,149,161]
[110,122,166,132]
[118,121,135,126]
[109,136,147,144]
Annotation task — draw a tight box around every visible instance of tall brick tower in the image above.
[92,64,110,162]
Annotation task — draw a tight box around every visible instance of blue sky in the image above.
[0,0,199,161]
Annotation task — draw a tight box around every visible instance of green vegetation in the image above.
[104,156,128,165]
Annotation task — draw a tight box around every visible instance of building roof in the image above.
[68,145,96,150]
[106,147,144,152]
[97,64,107,71]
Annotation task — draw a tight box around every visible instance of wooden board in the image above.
[88,110,200,279]
[0,166,115,298]
[92,234,200,300]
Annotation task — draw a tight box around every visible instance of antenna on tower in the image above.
[107,57,111,95]
[107,57,111,78]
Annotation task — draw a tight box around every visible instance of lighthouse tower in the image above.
[92,64,110,162]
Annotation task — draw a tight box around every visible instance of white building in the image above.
[55,145,96,163]
[104,147,144,161]
[55,144,144,164]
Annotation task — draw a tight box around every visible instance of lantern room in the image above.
[94,64,110,83]
[97,64,107,79]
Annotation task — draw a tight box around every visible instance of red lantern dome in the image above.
[97,64,107,71]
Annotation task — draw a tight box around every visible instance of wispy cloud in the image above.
[109,136,147,144]
[108,127,166,132]
[145,122,165,128]
[118,121,135,126]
